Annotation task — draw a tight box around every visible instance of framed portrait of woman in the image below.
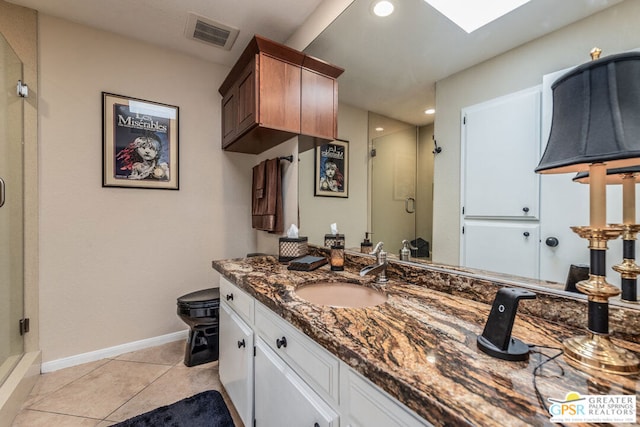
[314,139,348,198]
[102,92,179,190]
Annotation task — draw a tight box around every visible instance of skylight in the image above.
[423,0,531,33]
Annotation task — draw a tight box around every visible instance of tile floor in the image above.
[11,340,243,426]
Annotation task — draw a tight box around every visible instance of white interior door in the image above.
[461,87,541,279]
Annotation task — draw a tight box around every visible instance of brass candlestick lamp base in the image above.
[564,333,640,374]
[565,226,640,375]
[612,224,640,302]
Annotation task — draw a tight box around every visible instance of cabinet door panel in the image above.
[221,90,237,148]
[462,220,539,279]
[237,58,258,135]
[219,302,254,427]
[259,53,301,132]
[342,367,431,427]
[462,87,540,219]
[301,68,336,140]
[255,338,338,427]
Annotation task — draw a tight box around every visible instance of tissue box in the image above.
[324,234,345,248]
[279,237,308,262]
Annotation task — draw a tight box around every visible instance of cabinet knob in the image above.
[545,237,559,247]
[314,424,320,427]
[523,232,530,237]
[276,336,288,349]
[522,207,530,213]
[226,293,234,301]
[237,339,246,348]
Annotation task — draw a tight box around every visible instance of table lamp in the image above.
[574,166,640,302]
[535,49,640,374]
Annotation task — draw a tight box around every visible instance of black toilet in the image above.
[176,288,220,367]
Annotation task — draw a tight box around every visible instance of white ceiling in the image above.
[6,0,325,67]
[7,0,626,125]
[306,0,625,125]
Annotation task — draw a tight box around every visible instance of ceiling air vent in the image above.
[185,13,239,50]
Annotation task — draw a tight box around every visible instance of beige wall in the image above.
[299,102,368,248]
[38,15,260,363]
[433,0,640,265]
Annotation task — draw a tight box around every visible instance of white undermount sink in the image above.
[295,282,387,308]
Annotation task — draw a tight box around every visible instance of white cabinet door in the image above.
[254,337,338,427]
[219,302,254,427]
[462,220,540,279]
[341,365,432,427]
[462,86,541,219]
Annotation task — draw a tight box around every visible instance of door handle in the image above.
[545,237,559,247]
[0,177,5,208]
[405,197,415,213]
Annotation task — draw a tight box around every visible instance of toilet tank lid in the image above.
[177,288,220,304]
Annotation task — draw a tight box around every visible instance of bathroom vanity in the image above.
[212,253,640,426]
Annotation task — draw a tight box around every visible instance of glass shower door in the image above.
[370,113,418,257]
[0,33,25,386]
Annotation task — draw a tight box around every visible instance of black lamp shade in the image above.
[573,166,640,184]
[536,52,640,174]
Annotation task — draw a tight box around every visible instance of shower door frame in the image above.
[0,32,25,388]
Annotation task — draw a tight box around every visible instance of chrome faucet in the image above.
[359,242,388,283]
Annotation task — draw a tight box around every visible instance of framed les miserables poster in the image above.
[315,139,348,198]
[102,92,179,190]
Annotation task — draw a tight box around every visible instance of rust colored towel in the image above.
[252,158,283,233]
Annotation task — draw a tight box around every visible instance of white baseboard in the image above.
[41,330,188,373]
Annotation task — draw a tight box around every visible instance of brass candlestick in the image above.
[612,224,640,302]
[564,226,640,374]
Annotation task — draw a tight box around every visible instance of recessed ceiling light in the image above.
[372,0,394,17]
[424,108,436,115]
[423,0,530,33]
[375,127,384,132]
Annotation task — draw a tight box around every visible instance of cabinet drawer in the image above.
[255,302,339,403]
[220,277,254,323]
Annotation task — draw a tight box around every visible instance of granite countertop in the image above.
[212,255,640,426]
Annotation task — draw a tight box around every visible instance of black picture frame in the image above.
[102,92,179,190]
[314,139,349,198]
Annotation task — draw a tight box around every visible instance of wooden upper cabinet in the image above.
[219,35,343,154]
[258,53,301,134]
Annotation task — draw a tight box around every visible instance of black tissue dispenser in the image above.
[477,287,536,361]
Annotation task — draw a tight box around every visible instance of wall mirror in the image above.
[300,0,640,303]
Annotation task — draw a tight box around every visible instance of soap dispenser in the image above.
[399,240,411,261]
[360,232,373,254]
